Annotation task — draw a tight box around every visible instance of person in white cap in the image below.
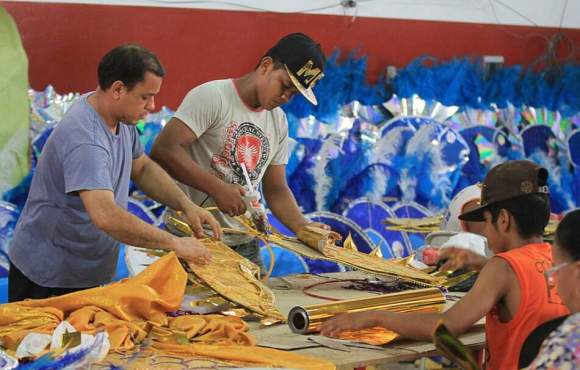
[441,184,485,234]
[421,185,488,265]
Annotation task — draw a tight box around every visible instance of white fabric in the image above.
[440,232,489,257]
[16,333,52,358]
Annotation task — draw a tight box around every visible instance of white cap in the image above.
[440,232,488,257]
[441,185,481,232]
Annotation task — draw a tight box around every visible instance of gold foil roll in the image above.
[288,288,445,334]
[296,225,342,254]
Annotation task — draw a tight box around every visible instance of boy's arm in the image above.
[438,247,489,272]
[150,118,247,217]
[262,165,330,232]
[130,153,221,239]
[262,164,309,233]
[322,257,513,340]
[441,256,512,334]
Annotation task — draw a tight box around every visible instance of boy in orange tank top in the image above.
[321,160,569,370]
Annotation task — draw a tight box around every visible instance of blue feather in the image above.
[17,345,92,370]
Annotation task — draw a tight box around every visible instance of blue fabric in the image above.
[343,200,411,258]
[260,245,308,277]
[112,245,129,282]
[0,277,7,304]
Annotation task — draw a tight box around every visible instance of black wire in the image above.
[487,0,546,41]
[491,0,538,27]
[487,0,577,69]
[198,194,212,208]
[558,0,569,29]
[530,32,576,75]
[145,0,369,14]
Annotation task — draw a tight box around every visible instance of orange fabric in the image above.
[67,306,149,349]
[153,342,335,370]
[0,305,62,349]
[151,315,256,346]
[0,252,184,352]
[0,253,335,369]
[485,243,570,370]
[9,251,188,325]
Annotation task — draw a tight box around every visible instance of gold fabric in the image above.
[152,342,335,370]
[296,225,342,254]
[172,213,439,286]
[168,215,285,320]
[384,215,559,239]
[270,235,442,286]
[93,351,241,369]
[335,327,400,345]
[384,215,444,233]
[95,345,336,370]
[187,239,285,321]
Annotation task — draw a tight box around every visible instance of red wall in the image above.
[4,1,580,109]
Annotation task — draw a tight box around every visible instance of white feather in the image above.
[311,134,343,211]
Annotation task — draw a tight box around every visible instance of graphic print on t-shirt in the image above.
[211,121,270,186]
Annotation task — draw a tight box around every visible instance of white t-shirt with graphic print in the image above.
[173,79,289,245]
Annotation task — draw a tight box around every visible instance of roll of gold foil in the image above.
[288,288,445,334]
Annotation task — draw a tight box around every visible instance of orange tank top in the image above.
[485,243,569,370]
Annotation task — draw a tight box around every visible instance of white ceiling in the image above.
[7,0,580,29]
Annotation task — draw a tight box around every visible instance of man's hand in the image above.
[296,221,331,233]
[182,204,222,239]
[171,236,212,265]
[307,222,330,230]
[212,182,246,217]
[438,247,489,272]
[320,312,379,337]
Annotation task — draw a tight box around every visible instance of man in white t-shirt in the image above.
[151,33,328,268]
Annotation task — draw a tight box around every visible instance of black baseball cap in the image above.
[265,33,326,105]
[459,160,550,222]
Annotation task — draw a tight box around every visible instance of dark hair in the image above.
[98,44,165,90]
[254,55,284,70]
[555,209,580,261]
[487,194,550,238]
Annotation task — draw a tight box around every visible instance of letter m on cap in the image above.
[297,60,323,86]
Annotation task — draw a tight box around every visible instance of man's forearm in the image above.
[150,143,222,198]
[132,158,193,211]
[99,204,177,251]
[371,311,442,341]
[265,187,308,233]
[473,256,489,271]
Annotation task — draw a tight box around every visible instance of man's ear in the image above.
[499,208,511,233]
[109,80,126,100]
[258,57,274,74]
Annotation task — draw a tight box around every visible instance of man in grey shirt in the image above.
[8,44,220,302]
